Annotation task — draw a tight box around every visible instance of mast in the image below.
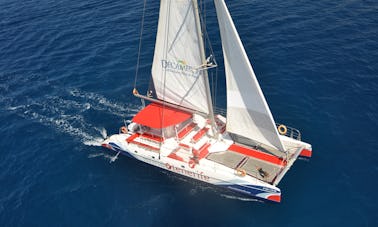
[192,0,217,134]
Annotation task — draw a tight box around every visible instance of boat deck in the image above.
[124,113,293,184]
[206,144,286,183]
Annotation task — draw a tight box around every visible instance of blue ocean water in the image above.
[1,0,377,226]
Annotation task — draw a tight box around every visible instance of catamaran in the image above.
[102,0,312,203]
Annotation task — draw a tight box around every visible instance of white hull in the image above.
[102,109,311,203]
[103,133,282,202]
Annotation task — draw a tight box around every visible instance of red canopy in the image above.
[132,103,192,129]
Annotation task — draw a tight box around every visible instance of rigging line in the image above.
[203,29,217,66]
[211,70,214,105]
[197,0,217,68]
[200,0,206,51]
[134,0,148,89]
[214,63,218,108]
[161,0,172,139]
[201,0,216,108]
[198,1,219,108]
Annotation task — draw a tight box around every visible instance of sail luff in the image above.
[214,0,285,153]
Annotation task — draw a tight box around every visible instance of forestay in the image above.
[214,0,285,153]
[151,0,210,114]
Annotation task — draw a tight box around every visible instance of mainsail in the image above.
[151,0,211,114]
[214,0,285,152]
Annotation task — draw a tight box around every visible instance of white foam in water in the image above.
[94,127,107,139]
[6,96,104,147]
[88,153,105,158]
[84,103,91,110]
[83,137,104,146]
[83,127,108,146]
[23,109,96,142]
[7,105,25,111]
[69,88,141,117]
[109,151,120,163]
[3,89,141,154]
[102,153,119,162]
[87,153,117,162]
[220,193,261,202]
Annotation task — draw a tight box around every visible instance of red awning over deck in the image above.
[132,103,192,129]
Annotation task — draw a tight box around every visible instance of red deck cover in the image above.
[132,103,192,129]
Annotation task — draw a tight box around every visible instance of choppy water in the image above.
[1,0,377,226]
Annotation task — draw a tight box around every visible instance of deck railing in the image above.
[213,107,301,141]
[275,123,301,141]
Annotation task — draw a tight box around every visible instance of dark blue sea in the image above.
[1,0,377,226]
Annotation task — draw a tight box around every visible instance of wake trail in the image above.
[2,87,140,152]
[3,97,107,147]
[69,88,140,118]
[0,73,140,150]
[88,152,119,162]
[22,108,104,146]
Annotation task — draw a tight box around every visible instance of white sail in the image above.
[214,0,285,152]
[151,0,210,114]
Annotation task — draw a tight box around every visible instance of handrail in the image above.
[275,123,301,141]
[213,107,302,141]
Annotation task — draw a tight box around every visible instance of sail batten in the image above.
[151,0,211,114]
[214,0,285,153]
